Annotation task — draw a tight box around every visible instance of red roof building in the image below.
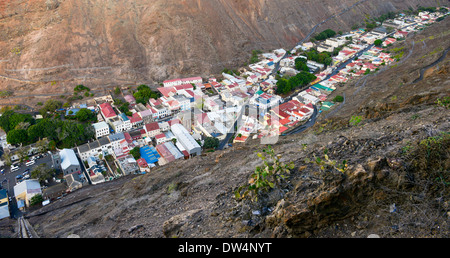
[137,158,148,169]
[144,122,161,138]
[99,102,117,119]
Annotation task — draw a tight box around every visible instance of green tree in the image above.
[75,108,95,122]
[35,138,49,153]
[6,129,29,145]
[203,137,220,149]
[365,22,376,30]
[349,115,363,126]
[133,85,161,105]
[294,57,309,71]
[314,29,336,40]
[0,110,35,133]
[333,95,344,102]
[31,164,55,184]
[16,146,30,162]
[374,39,383,46]
[130,146,141,160]
[74,84,90,92]
[114,86,121,95]
[30,194,44,206]
[39,99,62,117]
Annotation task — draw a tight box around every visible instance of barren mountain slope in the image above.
[0,0,439,106]
[0,17,445,238]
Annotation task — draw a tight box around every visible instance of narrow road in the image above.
[282,105,318,136]
[412,46,449,83]
[217,101,248,150]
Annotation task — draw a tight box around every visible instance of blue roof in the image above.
[140,146,159,164]
[119,113,129,121]
[267,61,274,66]
[314,83,334,92]
[66,108,80,116]
[0,189,7,199]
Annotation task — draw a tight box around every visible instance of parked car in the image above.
[26,160,35,166]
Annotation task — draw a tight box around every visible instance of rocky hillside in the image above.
[0,0,440,106]
[0,16,447,238]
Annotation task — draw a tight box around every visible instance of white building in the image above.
[92,121,110,139]
[13,179,42,209]
[170,123,201,156]
[108,113,132,133]
[77,137,113,161]
[296,91,320,105]
[317,43,334,53]
[163,77,202,87]
[59,149,81,176]
[325,38,346,48]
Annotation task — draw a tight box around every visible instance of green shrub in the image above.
[349,115,363,126]
[333,95,344,102]
[234,145,294,202]
[435,97,450,109]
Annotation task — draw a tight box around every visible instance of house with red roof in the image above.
[163,78,182,87]
[136,158,150,173]
[144,122,161,138]
[233,135,248,143]
[382,37,397,47]
[157,87,177,98]
[155,133,168,145]
[129,112,143,128]
[363,62,377,71]
[124,95,136,104]
[394,31,408,39]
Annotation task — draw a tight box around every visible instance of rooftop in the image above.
[60,149,80,170]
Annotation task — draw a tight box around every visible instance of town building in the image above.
[59,149,81,177]
[170,123,201,157]
[93,121,110,139]
[144,122,161,138]
[13,179,42,209]
[99,102,117,121]
[0,189,9,219]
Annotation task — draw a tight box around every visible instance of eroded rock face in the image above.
[0,0,438,96]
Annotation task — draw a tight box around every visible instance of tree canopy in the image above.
[0,110,35,133]
[303,49,333,66]
[133,85,161,105]
[374,39,383,46]
[314,29,337,41]
[294,57,309,72]
[276,71,317,95]
[203,137,220,149]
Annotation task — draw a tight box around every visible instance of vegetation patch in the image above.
[235,145,294,202]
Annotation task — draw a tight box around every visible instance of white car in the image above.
[25,160,35,166]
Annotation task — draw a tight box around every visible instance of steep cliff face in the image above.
[0,0,439,99]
